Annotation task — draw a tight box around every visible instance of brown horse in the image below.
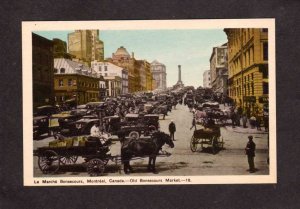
[121,131,174,174]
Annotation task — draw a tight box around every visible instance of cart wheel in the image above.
[87,158,105,176]
[60,155,78,165]
[190,136,197,152]
[38,150,60,174]
[129,131,139,139]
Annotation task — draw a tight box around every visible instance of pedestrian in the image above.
[168,120,176,141]
[90,122,111,146]
[242,112,247,128]
[190,116,197,130]
[245,135,256,173]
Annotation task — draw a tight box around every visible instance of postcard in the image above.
[22,19,276,186]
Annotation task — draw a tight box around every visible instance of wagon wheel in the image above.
[87,158,105,176]
[38,150,60,174]
[129,131,140,139]
[60,154,78,165]
[190,136,197,152]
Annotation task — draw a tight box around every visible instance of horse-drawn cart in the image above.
[34,137,117,176]
[190,127,223,154]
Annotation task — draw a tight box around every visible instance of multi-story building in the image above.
[109,46,141,93]
[137,60,147,91]
[91,30,104,62]
[203,70,211,88]
[32,33,54,108]
[144,61,153,91]
[99,75,107,99]
[68,30,104,66]
[150,60,167,90]
[209,43,228,95]
[91,61,128,94]
[104,76,122,97]
[54,58,100,105]
[224,28,268,113]
[53,38,75,59]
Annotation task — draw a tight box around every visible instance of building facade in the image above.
[68,30,104,66]
[54,58,100,105]
[32,33,54,108]
[209,43,228,95]
[203,70,211,88]
[224,28,268,113]
[104,76,122,97]
[53,38,75,59]
[150,60,167,90]
[109,46,141,93]
[91,61,128,94]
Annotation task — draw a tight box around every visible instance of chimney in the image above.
[132,52,134,58]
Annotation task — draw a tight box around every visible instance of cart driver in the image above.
[90,122,112,146]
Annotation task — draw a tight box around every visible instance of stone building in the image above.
[91,61,128,94]
[52,38,75,59]
[203,70,211,88]
[150,60,167,90]
[209,43,228,95]
[109,46,141,93]
[54,58,100,105]
[68,30,104,66]
[224,28,268,113]
[104,76,122,97]
[32,33,54,108]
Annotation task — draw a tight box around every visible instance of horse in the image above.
[120,131,174,174]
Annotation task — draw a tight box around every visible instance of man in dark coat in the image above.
[245,135,256,173]
[168,120,176,141]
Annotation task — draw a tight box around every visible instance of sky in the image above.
[34,29,227,87]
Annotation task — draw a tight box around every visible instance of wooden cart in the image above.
[190,127,223,154]
[34,140,116,176]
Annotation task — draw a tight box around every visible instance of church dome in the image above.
[114,46,130,58]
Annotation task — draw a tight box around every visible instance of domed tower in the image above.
[112,46,131,62]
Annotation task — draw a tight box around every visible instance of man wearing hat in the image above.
[168,120,176,141]
[245,135,256,173]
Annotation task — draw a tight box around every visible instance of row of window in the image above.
[58,79,99,88]
[55,92,100,102]
[229,81,269,97]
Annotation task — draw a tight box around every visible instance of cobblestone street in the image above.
[33,103,269,177]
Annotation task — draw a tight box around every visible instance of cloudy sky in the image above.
[34,29,227,87]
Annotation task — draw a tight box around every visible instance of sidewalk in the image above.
[224,125,268,134]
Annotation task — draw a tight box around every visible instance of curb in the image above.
[224,126,269,135]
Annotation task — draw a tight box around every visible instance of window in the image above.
[99,66,102,71]
[251,82,254,95]
[73,80,77,86]
[263,42,268,61]
[68,79,72,86]
[104,66,107,71]
[59,79,64,87]
[105,73,107,76]
[263,82,269,94]
[262,28,268,32]
[54,68,58,73]
[60,68,65,73]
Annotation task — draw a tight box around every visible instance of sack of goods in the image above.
[72,136,88,146]
[49,137,86,147]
